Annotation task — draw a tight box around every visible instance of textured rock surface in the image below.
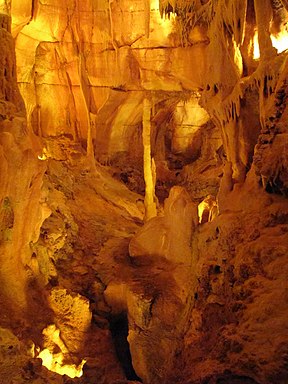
[169,175,288,383]
[0,0,288,384]
[0,12,46,312]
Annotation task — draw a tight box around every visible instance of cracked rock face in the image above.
[0,1,288,384]
[12,0,206,145]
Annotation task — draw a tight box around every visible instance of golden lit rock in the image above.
[198,194,218,224]
[37,324,86,378]
[48,287,92,353]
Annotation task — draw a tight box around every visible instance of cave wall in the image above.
[11,0,207,162]
[0,10,47,311]
[10,0,288,192]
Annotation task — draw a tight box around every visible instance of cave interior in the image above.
[0,0,288,383]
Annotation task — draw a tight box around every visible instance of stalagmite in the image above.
[78,53,95,162]
[144,0,151,38]
[142,97,157,221]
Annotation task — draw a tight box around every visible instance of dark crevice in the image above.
[215,374,260,383]
[109,313,142,382]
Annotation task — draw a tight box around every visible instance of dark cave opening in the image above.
[109,313,142,382]
[213,372,260,384]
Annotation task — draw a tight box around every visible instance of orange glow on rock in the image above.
[253,26,288,60]
[253,31,260,60]
[271,26,288,54]
[38,148,48,160]
[37,325,86,378]
[38,348,86,378]
[198,195,218,224]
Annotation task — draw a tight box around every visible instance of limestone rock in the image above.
[48,287,92,353]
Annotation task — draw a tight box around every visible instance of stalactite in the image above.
[32,60,40,136]
[108,0,120,71]
[144,0,151,38]
[87,114,94,160]
[142,97,157,221]
[78,54,94,162]
[64,70,79,141]
[54,40,81,141]
[108,0,118,50]
[198,0,217,26]
[252,53,286,126]
[37,104,41,137]
[254,0,277,58]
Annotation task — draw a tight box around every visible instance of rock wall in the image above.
[0,10,46,312]
[168,174,288,384]
[11,0,207,157]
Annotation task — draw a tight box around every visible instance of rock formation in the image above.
[0,0,288,383]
